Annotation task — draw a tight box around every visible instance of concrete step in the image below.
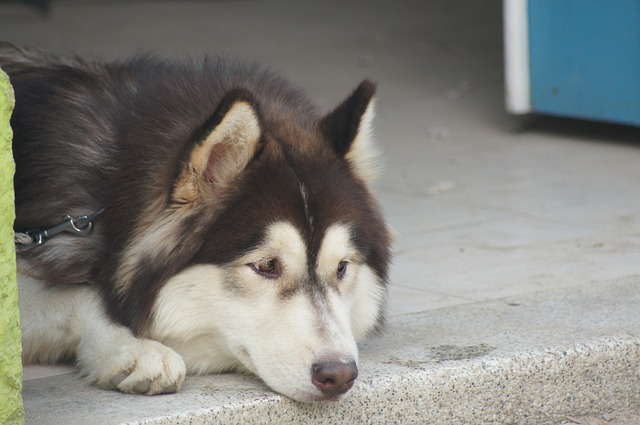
[23,276,640,424]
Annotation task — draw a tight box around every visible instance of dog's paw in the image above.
[91,339,186,395]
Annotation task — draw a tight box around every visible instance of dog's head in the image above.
[141,81,391,402]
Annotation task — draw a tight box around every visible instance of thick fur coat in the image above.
[2,43,391,402]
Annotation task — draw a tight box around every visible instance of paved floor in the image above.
[2,0,640,381]
[22,278,640,424]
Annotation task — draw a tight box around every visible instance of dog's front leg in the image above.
[19,271,186,395]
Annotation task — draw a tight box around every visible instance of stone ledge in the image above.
[24,276,640,424]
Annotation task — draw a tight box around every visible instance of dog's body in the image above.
[2,43,391,402]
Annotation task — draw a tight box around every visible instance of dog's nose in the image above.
[311,360,358,397]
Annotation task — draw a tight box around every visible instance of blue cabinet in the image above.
[504,0,640,127]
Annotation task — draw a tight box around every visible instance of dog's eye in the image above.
[251,258,282,279]
[337,261,348,279]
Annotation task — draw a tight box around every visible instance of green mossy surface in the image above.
[0,67,24,424]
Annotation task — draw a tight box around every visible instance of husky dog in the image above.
[2,43,391,402]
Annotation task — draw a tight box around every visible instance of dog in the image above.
[2,43,391,402]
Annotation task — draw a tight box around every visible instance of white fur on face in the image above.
[149,221,385,401]
[316,224,385,341]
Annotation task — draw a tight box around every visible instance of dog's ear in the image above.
[173,90,262,205]
[320,80,379,182]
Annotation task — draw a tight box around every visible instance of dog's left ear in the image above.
[320,80,379,182]
[173,90,262,206]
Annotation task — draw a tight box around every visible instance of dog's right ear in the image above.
[173,90,262,206]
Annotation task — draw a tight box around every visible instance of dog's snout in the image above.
[311,360,358,397]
